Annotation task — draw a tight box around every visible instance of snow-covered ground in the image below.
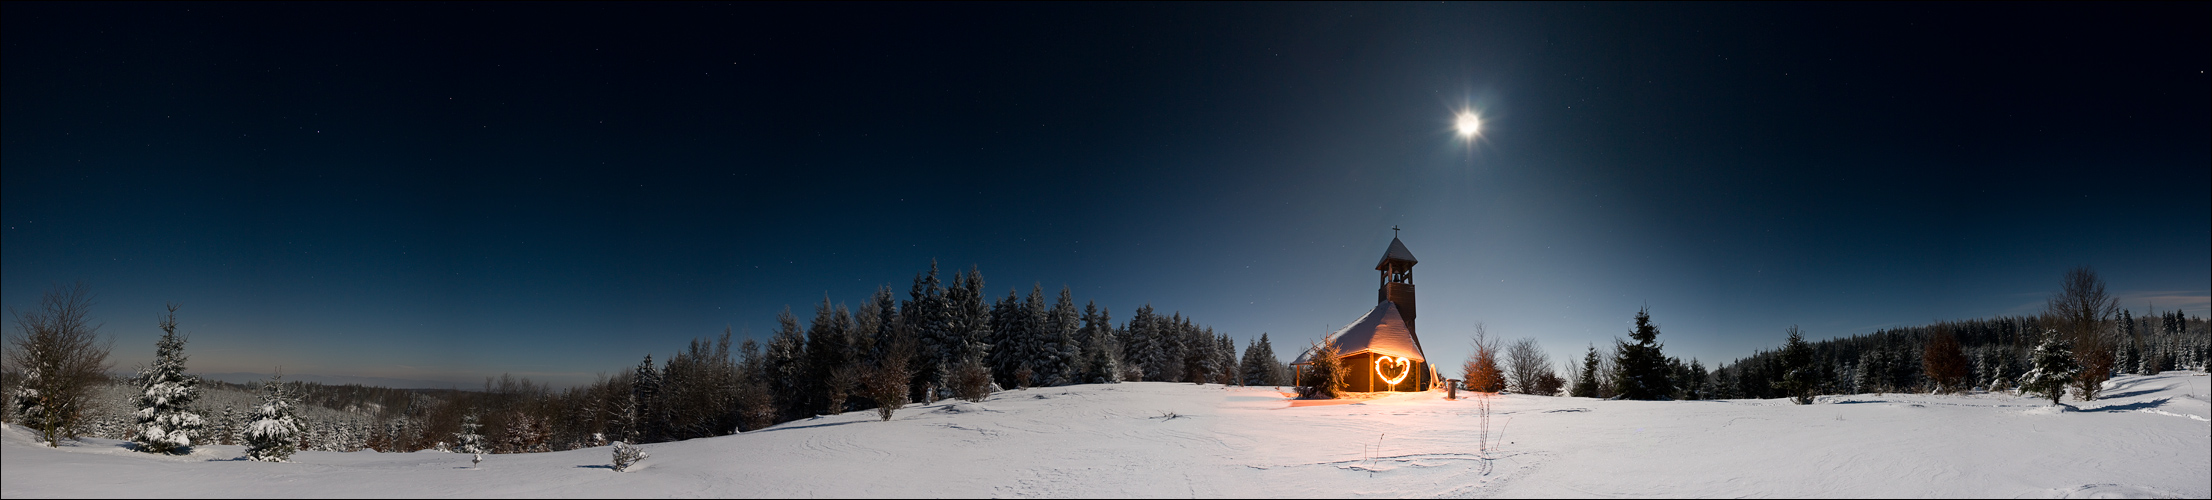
[6,372,2206,498]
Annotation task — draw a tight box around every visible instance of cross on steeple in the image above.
[1392,225,1400,238]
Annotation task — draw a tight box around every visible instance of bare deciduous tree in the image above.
[1505,337,1552,395]
[5,282,114,447]
[2048,266,2117,401]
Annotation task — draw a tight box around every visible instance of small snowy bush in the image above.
[454,413,488,468]
[610,441,647,472]
[242,376,301,462]
[2022,330,2081,405]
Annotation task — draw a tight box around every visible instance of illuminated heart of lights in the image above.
[1374,356,1411,386]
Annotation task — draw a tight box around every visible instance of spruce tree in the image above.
[988,289,1028,388]
[242,374,302,462]
[1775,326,1817,404]
[1217,332,1238,385]
[906,262,952,395]
[958,268,995,372]
[2022,329,2080,405]
[1045,286,1080,387]
[1182,320,1214,385]
[632,355,664,441]
[455,413,488,468]
[1612,308,1673,400]
[1242,333,1280,386]
[1078,302,1121,384]
[805,297,852,414]
[766,307,809,422]
[131,304,205,454]
[218,404,237,445]
[1571,344,1601,398]
[1021,285,1051,387]
[1123,304,1160,381]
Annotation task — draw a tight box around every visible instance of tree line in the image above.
[2,262,1295,457]
[1547,266,2209,404]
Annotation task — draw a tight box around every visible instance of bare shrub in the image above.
[950,358,993,402]
[860,332,914,422]
[5,283,114,447]
[1922,328,1970,394]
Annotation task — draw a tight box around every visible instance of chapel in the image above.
[1290,232,1440,392]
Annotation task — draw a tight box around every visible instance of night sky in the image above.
[5,3,2206,388]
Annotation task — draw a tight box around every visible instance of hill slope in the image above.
[5,372,2206,498]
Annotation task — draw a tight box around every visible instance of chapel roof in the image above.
[1292,300,1425,364]
[1374,237,1418,270]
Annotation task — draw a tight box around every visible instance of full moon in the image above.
[1455,112,1481,137]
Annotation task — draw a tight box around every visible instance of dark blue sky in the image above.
[6,3,2206,388]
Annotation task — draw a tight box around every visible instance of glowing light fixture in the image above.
[1454,112,1481,137]
[1375,356,1412,386]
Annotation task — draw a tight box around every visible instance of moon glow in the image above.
[1455,112,1481,137]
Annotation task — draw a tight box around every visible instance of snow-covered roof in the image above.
[1374,237,1418,270]
[1292,300,1425,365]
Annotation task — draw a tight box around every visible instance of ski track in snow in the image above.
[4,372,2207,498]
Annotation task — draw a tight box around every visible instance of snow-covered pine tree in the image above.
[953,267,995,378]
[1175,316,1203,384]
[1178,317,1206,385]
[1213,332,1232,386]
[1775,326,1817,404]
[988,289,1028,389]
[906,262,952,395]
[307,418,329,452]
[631,355,663,442]
[384,418,406,452]
[613,390,641,444]
[1211,332,1230,385]
[805,297,853,415]
[455,412,488,467]
[242,375,302,462]
[1045,286,1080,387]
[1010,285,1046,388]
[865,285,900,368]
[940,268,996,401]
[1122,304,1157,381]
[2022,329,2080,405]
[1020,286,1051,388]
[1078,302,1121,384]
[767,306,813,423]
[131,304,205,454]
[218,404,237,445]
[1241,333,1279,386]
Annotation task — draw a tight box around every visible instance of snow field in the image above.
[4,372,2206,498]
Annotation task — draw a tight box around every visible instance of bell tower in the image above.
[1376,226,1418,334]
